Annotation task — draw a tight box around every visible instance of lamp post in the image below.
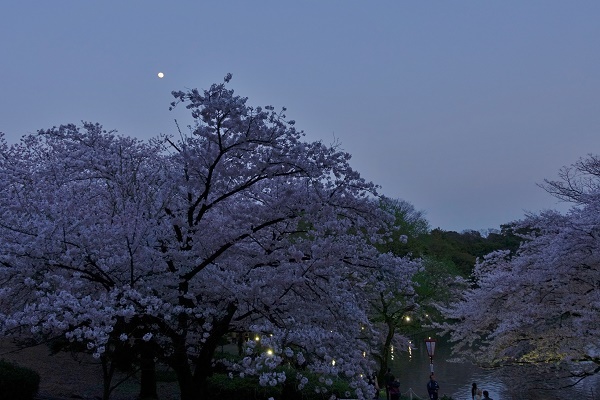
[424,337,436,373]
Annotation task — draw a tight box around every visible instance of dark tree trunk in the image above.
[378,320,395,385]
[139,341,158,399]
[100,355,115,400]
[168,334,196,400]
[192,365,210,400]
[281,379,303,400]
[237,331,244,356]
[168,302,238,399]
[172,353,195,399]
[189,302,238,399]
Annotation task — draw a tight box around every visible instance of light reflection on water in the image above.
[388,335,599,400]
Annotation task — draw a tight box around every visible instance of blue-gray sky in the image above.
[2,1,599,232]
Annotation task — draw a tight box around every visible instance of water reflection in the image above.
[388,334,599,400]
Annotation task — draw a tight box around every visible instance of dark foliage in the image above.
[0,359,40,400]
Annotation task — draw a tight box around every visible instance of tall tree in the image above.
[367,197,425,381]
[366,253,421,385]
[0,76,412,400]
[440,154,600,388]
[0,125,168,399]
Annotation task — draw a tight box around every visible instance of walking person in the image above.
[384,368,395,400]
[426,373,439,400]
[389,378,401,400]
[471,382,478,400]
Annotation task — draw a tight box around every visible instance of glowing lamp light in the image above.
[266,349,273,356]
[255,336,260,341]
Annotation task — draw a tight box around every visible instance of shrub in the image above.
[208,353,356,400]
[206,370,355,400]
[0,359,41,400]
[207,373,280,400]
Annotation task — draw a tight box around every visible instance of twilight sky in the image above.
[2,1,599,232]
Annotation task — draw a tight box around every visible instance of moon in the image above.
[157,72,165,78]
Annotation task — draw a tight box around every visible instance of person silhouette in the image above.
[390,378,401,400]
[426,373,439,400]
[384,368,395,400]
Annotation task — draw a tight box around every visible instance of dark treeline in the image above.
[415,226,522,276]
[379,197,523,277]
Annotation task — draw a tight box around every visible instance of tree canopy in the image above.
[0,76,420,400]
[441,154,600,387]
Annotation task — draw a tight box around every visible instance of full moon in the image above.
[157,72,164,78]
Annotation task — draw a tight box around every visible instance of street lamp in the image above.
[424,337,436,373]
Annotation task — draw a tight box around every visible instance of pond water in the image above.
[387,333,599,400]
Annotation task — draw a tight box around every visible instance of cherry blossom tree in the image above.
[361,198,424,382]
[441,154,600,388]
[0,76,417,400]
[365,252,421,385]
[0,125,169,399]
